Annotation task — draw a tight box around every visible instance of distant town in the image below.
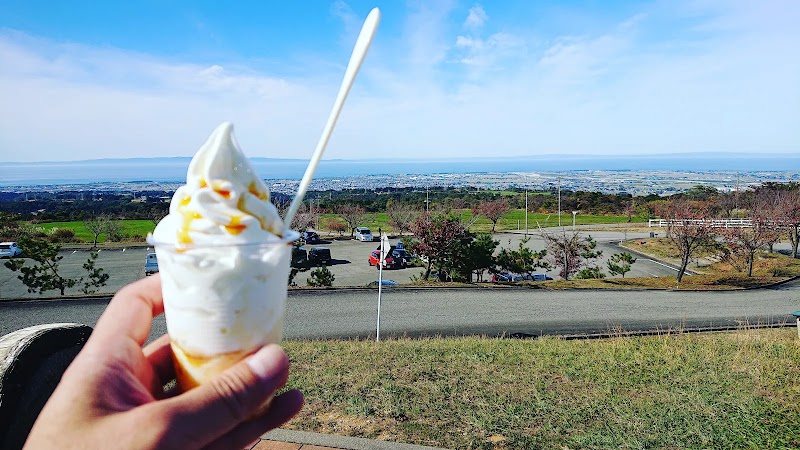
[2,169,799,199]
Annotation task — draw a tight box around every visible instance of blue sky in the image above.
[0,0,798,162]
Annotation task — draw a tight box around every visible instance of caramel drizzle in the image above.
[177,194,201,245]
[174,177,280,243]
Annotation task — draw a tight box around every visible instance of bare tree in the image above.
[104,219,124,242]
[273,200,318,232]
[325,218,347,236]
[624,199,636,223]
[148,205,169,225]
[473,199,511,232]
[387,203,418,236]
[719,219,780,277]
[659,199,717,282]
[334,204,366,237]
[541,230,599,280]
[775,189,800,258]
[84,217,110,249]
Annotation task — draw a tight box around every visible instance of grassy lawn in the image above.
[34,220,154,242]
[318,210,641,235]
[283,329,800,449]
[30,211,638,243]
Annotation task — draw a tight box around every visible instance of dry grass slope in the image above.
[283,329,800,449]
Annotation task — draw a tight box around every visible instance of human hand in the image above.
[24,274,303,449]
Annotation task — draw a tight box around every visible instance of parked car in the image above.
[391,249,411,268]
[368,250,398,269]
[491,272,515,283]
[308,247,332,266]
[302,230,321,243]
[355,227,374,242]
[144,252,159,275]
[367,279,398,287]
[0,242,22,258]
[528,273,553,281]
[291,246,308,268]
[491,272,553,282]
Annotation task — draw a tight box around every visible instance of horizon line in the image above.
[3,151,800,165]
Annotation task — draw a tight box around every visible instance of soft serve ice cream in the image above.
[151,122,296,390]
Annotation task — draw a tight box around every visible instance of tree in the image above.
[325,218,348,236]
[541,231,600,280]
[0,212,23,241]
[718,193,781,277]
[84,217,109,249]
[575,235,603,279]
[386,202,418,236]
[495,237,549,279]
[408,213,468,280]
[575,267,605,279]
[466,233,500,282]
[82,252,110,294]
[624,199,636,223]
[774,188,800,258]
[4,236,79,295]
[104,219,124,242]
[607,252,636,278]
[334,204,367,237]
[659,199,716,282]
[307,266,335,287]
[273,200,318,232]
[148,205,168,225]
[473,199,511,232]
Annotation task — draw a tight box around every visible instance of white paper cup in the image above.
[148,230,299,391]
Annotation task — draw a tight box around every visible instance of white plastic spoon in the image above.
[283,7,381,227]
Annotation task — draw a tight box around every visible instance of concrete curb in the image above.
[508,321,797,341]
[262,429,449,450]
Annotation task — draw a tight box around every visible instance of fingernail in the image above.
[245,345,285,380]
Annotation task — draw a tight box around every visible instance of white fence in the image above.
[648,218,754,228]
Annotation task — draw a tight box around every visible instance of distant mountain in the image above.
[3,152,797,165]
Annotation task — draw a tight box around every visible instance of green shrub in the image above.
[307,266,335,287]
[47,227,77,243]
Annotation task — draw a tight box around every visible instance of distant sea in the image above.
[2,153,799,187]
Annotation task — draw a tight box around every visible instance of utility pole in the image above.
[558,177,562,228]
[525,190,529,236]
[425,187,430,213]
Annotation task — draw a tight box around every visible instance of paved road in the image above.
[2,281,798,342]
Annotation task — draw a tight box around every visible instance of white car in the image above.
[0,242,22,258]
[354,227,374,242]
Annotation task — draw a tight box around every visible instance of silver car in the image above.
[0,242,22,258]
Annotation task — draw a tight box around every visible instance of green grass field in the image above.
[35,220,155,243]
[283,328,800,449]
[30,210,640,243]
[319,209,641,235]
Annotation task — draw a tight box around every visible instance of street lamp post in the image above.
[572,210,578,231]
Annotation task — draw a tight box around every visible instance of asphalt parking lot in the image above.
[6,229,784,300]
[0,235,428,299]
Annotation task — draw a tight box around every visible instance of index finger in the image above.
[93,273,165,346]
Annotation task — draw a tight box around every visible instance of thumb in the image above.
[156,345,290,448]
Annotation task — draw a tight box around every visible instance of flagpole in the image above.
[376,233,386,342]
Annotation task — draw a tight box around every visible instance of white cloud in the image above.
[463,5,488,30]
[0,1,798,162]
